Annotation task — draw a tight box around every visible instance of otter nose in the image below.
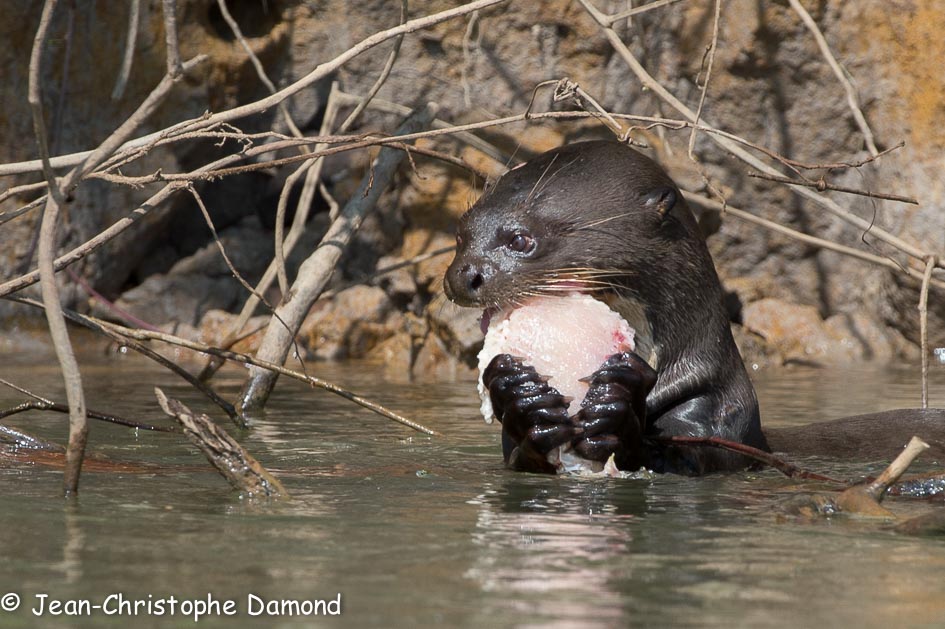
[444,261,491,305]
[459,264,484,292]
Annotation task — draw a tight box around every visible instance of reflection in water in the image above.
[466,479,644,626]
[0,358,944,627]
[56,505,85,584]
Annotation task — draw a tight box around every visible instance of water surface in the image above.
[0,354,944,628]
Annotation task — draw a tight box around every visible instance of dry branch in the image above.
[0,0,507,178]
[238,103,438,416]
[919,256,937,408]
[683,192,945,292]
[747,171,918,205]
[835,436,929,517]
[5,302,438,436]
[215,0,304,139]
[786,0,878,156]
[687,0,720,158]
[111,0,140,100]
[576,0,941,268]
[604,0,687,25]
[29,0,88,497]
[6,295,239,426]
[162,0,182,77]
[155,389,287,498]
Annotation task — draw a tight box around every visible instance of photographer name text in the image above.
[0,592,342,621]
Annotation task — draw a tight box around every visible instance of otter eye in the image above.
[507,232,536,254]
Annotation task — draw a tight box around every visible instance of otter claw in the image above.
[483,354,574,473]
[570,351,657,467]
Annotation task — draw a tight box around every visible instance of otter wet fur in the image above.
[444,140,945,475]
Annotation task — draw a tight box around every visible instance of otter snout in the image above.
[444,259,494,306]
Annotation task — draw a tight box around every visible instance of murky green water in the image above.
[1,352,944,628]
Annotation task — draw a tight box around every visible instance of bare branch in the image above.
[155,389,287,497]
[111,0,140,100]
[239,103,438,415]
[605,0,687,26]
[29,0,88,496]
[747,171,919,205]
[919,256,937,408]
[84,317,439,436]
[162,0,182,77]
[683,191,945,292]
[0,378,177,433]
[7,295,242,426]
[0,0,508,178]
[688,0,720,158]
[215,0,303,138]
[786,0,878,155]
[340,1,409,130]
[273,85,343,299]
[0,180,47,206]
[0,195,47,227]
[576,0,939,268]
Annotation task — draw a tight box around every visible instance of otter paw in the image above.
[482,354,574,473]
[572,352,657,466]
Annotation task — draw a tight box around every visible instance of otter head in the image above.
[444,141,704,324]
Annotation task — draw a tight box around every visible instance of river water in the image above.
[0,352,944,628]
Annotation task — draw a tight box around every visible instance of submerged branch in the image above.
[155,388,287,498]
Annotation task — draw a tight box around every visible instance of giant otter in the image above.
[444,140,945,475]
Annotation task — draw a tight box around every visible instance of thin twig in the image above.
[652,435,840,482]
[0,0,508,178]
[786,0,878,155]
[319,181,339,220]
[576,0,937,266]
[605,0,687,25]
[215,0,303,139]
[749,140,905,174]
[0,195,47,227]
[688,0,720,159]
[111,0,140,100]
[747,171,918,205]
[0,395,178,433]
[683,192,945,292]
[919,256,937,409]
[0,180,48,206]
[187,184,278,312]
[6,295,241,426]
[335,92,510,165]
[274,84,342,317]
[187,183,308,376]
[340,0,408,131]
[552,79,626,139]
[94,318,439,436]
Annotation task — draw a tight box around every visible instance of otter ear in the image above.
[644,187,677,218]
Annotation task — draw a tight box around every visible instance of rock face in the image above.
[1,1,942,373]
